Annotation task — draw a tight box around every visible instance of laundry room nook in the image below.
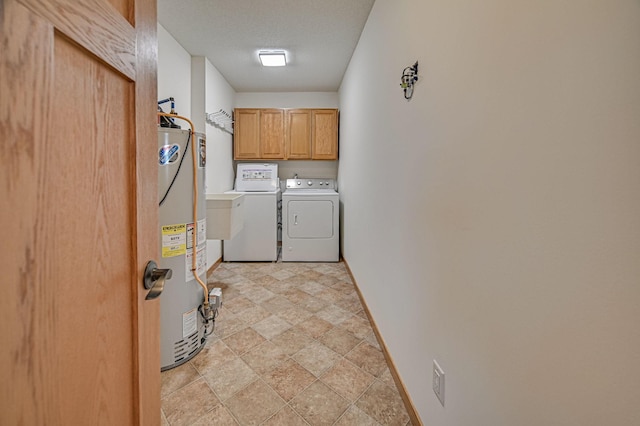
[154,49,387,422]
[155,5,400,420]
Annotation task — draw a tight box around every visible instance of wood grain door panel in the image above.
[51,35,135,425]
[0,0,159,424]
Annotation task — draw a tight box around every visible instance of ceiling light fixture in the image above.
[259,51,287,67]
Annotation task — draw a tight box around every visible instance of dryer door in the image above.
[287,200,335,238]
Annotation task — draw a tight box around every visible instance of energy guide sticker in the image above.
[161,223,186,257]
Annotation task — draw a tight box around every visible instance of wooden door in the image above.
[234,109,261,159]
[312,109,339,160]
[286,109,312,159]
[0,0,159,424]
[260,109,286,159]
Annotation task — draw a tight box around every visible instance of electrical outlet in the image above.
[433,360,445,406]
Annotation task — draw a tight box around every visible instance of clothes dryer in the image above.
[282,178,339,262]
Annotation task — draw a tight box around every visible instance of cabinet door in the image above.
[260,109,285,159]
[312,109,338,160]
[286,109,312,159]
[234,109,260,159]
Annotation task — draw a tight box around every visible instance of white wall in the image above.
[235,92,338,109]
[339,1,640,425]
[157,23,191,118]
[235,92,340,180]
[202,59,236,194]
[158,26,236,268]
[192,57,236,266]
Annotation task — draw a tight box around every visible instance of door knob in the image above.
[143,260,172,300]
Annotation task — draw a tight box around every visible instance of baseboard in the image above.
[342,259,423,426]
[206,257,222,278]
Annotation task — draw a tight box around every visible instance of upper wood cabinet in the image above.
[233,109,285,159]
[259,109,285,159]
[286,109,312,159]
[233,109,260,159]
[311,109,338,160]
[234,108,338,160]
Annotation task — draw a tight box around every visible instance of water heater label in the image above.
[186,219,207,249]
[198,138,206,168]
[159,144,180,165]
[185,245,206,282]
[182,307,197,338]
[161,223,187,257]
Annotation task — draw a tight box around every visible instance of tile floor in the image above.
[161,261,412,426]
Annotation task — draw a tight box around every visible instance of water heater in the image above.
[157,128,207,371]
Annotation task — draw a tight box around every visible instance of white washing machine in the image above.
[223,164,280,261]
[282,178,339,262]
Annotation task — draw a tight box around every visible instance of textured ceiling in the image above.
[157,0,376,92]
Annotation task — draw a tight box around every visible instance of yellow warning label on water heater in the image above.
[161,223,187,257]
